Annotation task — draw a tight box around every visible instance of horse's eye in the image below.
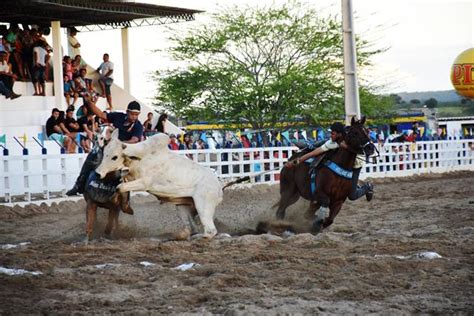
[112,156,118,161]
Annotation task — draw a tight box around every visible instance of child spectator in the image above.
[168,134,179,150]
[63,74,77,106]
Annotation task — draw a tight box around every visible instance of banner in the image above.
[20,133,27,147]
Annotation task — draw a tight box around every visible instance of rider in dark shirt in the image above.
[66,98,143,198]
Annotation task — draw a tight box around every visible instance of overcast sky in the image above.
[70,0,473,105]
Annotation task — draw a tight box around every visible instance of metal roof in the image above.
[0,0,203,30]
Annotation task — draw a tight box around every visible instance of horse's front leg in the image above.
[85,200,97,243]
[323,201,344,229]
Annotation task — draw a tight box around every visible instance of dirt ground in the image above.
[1,171,473,314]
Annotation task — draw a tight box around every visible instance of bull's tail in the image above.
[222,176,251,191]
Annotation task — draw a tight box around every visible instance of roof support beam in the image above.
[51,21,65,110]
[121,27,130,94]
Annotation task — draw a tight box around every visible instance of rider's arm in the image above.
[298,147,326,164]
[84,96,107,121]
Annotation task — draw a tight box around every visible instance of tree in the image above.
[154,3,391,135]
[410,99,421,105]
[425,98,438,108]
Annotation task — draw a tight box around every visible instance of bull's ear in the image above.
[111,128,119,139]
[351,116,356,126]
[360,116,366,125]
[122,144,127,150]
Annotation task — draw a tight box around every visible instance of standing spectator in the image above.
[45,108,72,152]
[0,51,21,98]
[155,113,168,133]
[96,53,114,110]
[32,40,48,96]
[68,27,81,57]
[168,134,179,150]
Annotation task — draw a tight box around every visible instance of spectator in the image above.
[155,113,168,133]
[0,80,20,99]
[68,27,81,57]
[143,112,156,137]
[32,39,48,96]
[45,108,72,152]
[63,74,77,106]
[0,51,21,98]
[96,53,114,110]
[74,54,86,70]
[168,134,179,150]
[63,55,73,81]
[77,111,95,153]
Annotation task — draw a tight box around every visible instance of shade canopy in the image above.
[0,0,203,30]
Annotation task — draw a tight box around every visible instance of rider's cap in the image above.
[328,122,345,134]
[127,101,141,113]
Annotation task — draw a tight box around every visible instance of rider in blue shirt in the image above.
[66,98,143,198]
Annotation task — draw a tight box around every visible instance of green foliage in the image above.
[154,2,392,130]
[425,98,438,108]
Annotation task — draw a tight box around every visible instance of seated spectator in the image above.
[96,53,114,110]
[62,107,80,152]
[0,51,20,99]
[45,108,72,152]
[143,112,156,137]
[168,134,179,150]
[63,74,77,106]
[77,111,96,153]
[74,54,86,69]
[155,113,168,133]
[0,80,20,99]
[63,55,73,82]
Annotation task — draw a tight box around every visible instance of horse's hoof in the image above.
[311,220,324,234]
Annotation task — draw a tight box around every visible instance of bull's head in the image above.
[96,129,127,179]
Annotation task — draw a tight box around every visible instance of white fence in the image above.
[1,139,473,203]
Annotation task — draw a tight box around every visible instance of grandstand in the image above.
[0,1,200,155]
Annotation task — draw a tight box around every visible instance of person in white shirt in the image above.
[287,122,374,201]
[96,53,114,110]
[32,41,49,96]
[67,27,81,57]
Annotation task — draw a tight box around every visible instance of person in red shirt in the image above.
[168,133,179,150]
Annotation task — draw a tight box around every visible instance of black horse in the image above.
[274,117,375,233]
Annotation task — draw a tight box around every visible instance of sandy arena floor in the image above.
[1,171,473,314]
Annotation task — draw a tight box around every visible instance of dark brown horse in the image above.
[275,117,374,233]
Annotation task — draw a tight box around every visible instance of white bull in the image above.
[95,131,223,238]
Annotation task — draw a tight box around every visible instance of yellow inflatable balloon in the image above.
[451,48,474,99]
